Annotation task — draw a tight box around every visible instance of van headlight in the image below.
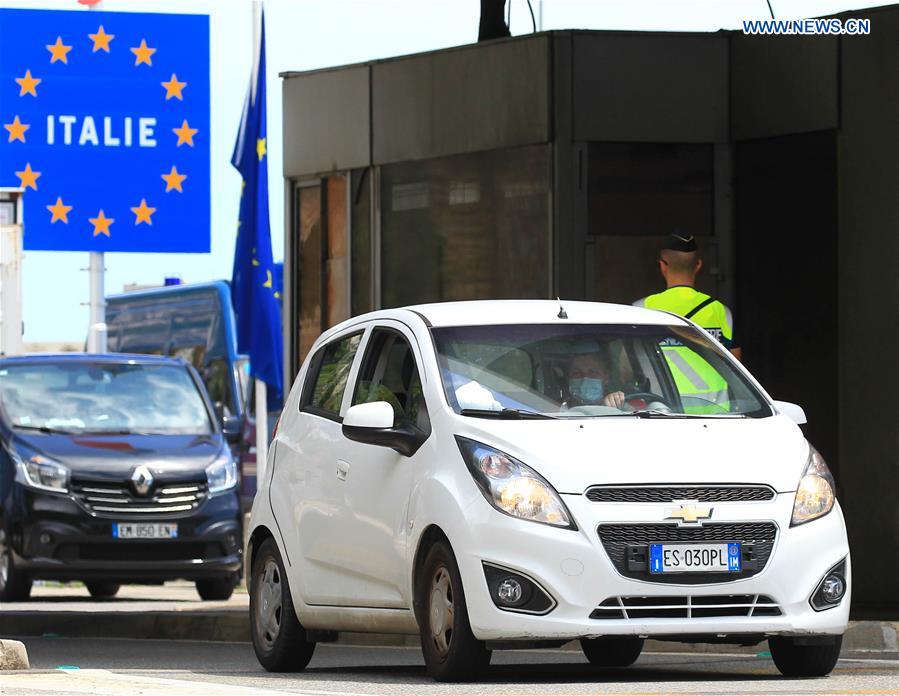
[11,450,70,493]
[456,436,575,529]
[791,445,835,526]
[206,452,238,495]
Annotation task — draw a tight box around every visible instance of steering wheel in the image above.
[623,391,673,411]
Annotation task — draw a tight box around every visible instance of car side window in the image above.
[301,332,363,418]
[353,330,430,434]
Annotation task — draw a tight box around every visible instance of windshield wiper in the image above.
[460,408,557,420]
[12,424,77,434]
[627,409,746,419]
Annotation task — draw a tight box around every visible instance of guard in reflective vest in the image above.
[634,234,741,413]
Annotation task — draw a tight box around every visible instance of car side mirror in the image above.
[342,401,426,457]
[773,400,807,426]
[221,415,242,444]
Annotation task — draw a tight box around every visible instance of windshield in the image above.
[0,362,214,434]
[433,324,771,418]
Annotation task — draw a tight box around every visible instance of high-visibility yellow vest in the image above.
[635,287,735,413]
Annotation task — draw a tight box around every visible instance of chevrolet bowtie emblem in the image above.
[665,501,713,525]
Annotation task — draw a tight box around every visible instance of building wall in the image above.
[836,8,899,612]
[572,33,729,143]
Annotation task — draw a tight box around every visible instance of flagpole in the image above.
[251,0,269,486]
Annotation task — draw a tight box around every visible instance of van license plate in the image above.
[649,542,741,573]
[113,523,178,539]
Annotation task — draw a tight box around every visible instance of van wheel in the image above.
[0,528,31,602]
[769,636,842,677]
[86,582,120,599]
[580,637,644,667]
[250,538,315,672]
[196,576,236,601]
[416,540,491,682]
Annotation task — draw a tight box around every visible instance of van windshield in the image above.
[0,362,214,434]
[432,324,771,418]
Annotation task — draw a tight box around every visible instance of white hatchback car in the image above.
[248,300,849,681]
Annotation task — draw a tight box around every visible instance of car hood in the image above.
[11,432,222,480]
[455,414,809,494]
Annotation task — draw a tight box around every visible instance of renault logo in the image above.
[665,501,713,526]
[131,465,154,496]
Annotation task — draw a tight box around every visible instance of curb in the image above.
[0,639,30,670]
[2,611,896,654]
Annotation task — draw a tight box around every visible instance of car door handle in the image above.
[336,460,350,481]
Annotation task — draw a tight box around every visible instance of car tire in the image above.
[769,636,842,677]
[0,528,32,602]
[580,637,644,667]
[250,538,315,672]
[196,576,237,601]
[416,540,491,682]
[85,582,120,599]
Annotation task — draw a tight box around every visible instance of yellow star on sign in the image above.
[88,25,115,52]
[89,210,114,237]
[161,74,187,101]
[15,163,40,191]
[256,137,266,161]
[130,198,156,225]
[15,70,41,97]
[47,197,72,224]
[131,39,156,66]
[47,37,72,64]
[4,116,29,143]
[172,119,198,146]
[263,269,273,288]
[161,166,187,193]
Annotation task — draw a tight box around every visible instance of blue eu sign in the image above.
[0,9,209,252]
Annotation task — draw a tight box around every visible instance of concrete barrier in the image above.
[0,639,29,670]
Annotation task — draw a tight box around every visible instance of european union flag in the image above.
[0,8,210,252]
[231,11,282,403]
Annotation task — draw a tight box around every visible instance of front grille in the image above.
[71,478,208,517]
[590,594,782,620]
[598,522,778,584]
[56,541,221,562]
[586,485,776,503]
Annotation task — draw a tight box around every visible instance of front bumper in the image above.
[7,486,243,582]
[455,492,851,641]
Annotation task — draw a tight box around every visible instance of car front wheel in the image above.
[86,582,120,599]
[250,538,315,672]
[416,540,491,682]
[196,576,237,601]
[0,528,31,602]
[769,636,842,677]
[580,637,644,667]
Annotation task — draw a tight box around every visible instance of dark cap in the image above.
[662,233,697,253]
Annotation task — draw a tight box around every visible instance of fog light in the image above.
[821,574,845,603]
[40,532,52,545]
[810,558,848,611]
[496,577,522,604]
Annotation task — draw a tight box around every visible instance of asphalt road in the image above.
[2,636,897,696]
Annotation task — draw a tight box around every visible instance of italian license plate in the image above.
[112,522,178,539]
[649,542,741,574]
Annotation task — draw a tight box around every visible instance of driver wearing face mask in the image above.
[567,351,627,409]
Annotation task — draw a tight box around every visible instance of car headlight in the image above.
[206,451,238,495]
[11,450,70,493]
[456,436,575,529]
[791,444,835,526]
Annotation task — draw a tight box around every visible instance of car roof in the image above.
[404,300,686,328]
[0,353,189,367]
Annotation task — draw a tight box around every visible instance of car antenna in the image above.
[557,297,568,319]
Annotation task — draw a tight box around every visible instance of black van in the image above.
[0,354,242,601]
